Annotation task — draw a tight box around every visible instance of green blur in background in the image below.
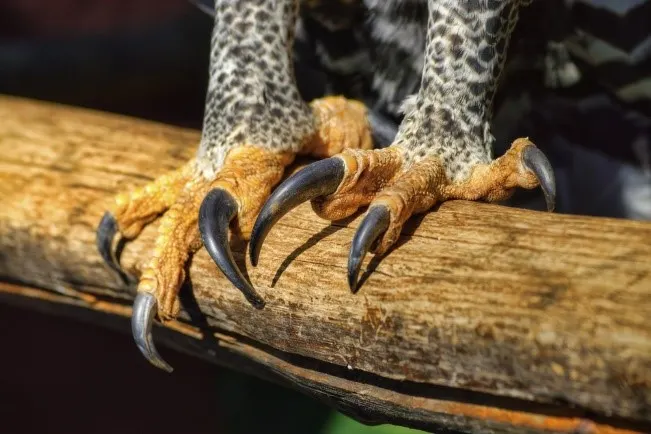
[216,366,426,434]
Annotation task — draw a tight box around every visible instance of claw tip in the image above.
[132,293,174,373]
[522,146,556,214]
[250,296,266,310]
[347,266,361,294]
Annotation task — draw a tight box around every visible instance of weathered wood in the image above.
[0,95,650,434]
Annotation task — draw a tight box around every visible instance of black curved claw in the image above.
[132,292,173,372]
[522,146,556,212]
[249,157,346,266]
[96,212,131,283]
[199,189,265,309]
[348,206,390,293]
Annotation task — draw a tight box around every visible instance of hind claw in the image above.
[522,145,556,212]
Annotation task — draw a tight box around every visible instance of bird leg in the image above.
[96,0,373,372]
[250,0,555,291]
[97,95,371,371]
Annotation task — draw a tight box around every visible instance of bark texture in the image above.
[0,95,650,434]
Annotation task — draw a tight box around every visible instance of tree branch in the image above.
[0,95,649,433]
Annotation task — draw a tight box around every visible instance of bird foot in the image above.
[251,137,555,291]
[98,147,290,371]
[96,96,372,372]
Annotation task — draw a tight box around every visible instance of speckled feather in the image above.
[196,0,313,178]
[392,0,531,182]
[197,0,533,183]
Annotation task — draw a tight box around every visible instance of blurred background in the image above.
[0,0,649,433]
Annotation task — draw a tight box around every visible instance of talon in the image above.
[132,292,173,373]
[522,146,556,212]
[199,189,265,309]
[348,206,390,292]
[96,212,131,283]
[249,157,345,266]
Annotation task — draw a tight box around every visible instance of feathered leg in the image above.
[96,0,372,371]
[251,0,554,291]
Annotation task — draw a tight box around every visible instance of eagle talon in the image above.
[96,212,133,284]
[132,292,173,373]
[522,146,556,212]
[199,188,265,309]
[95,0,378,372]
[249,157,346,266]
[348,205,390,292]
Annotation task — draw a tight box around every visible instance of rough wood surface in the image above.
[0,95,650,434]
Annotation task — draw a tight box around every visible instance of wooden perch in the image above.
[0,95,650,434]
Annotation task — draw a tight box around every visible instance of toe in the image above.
[136,172,209,321]
[441,138,556,211]
[304,96,374,158]
[129,170,210,371]
[97,162,194,278]
[112,162,195,239]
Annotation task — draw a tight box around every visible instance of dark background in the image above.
[0,303,388,434]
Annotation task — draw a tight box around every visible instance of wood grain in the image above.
[0,95,650,434]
